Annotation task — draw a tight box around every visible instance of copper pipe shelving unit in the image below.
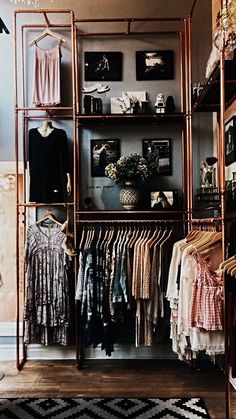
[13,2,232,417]
[14,9,78,371]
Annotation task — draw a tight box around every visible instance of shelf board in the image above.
[192,52,236,112]
[77,113,185,125]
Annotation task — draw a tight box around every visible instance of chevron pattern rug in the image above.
[0,397,211,418]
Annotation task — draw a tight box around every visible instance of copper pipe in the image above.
[191,217,222,223]
[187,17,193,229]
[75,17,184,23]
[23,24,71,28]
[184,18,191,231]
[181,126,186,210]
[78,210,187,214]
[77,219,186,223]
[17,107,73,111]
[23,114,73,119]
[17,202,75,207]
[77,31,181,37]
[179,32,184,113]
[189,0,198,18]
[14,10,21,371]
[127,20,131,35]
[43,13,50,27]
[220,49,230,419]
[16,9,73,13]
[77,113,185,124]
[191,204,221,213]
[21,24,27,363]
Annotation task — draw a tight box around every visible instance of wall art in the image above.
[142,138,172,175]
[91,139,120,177]
[84,52,122,81]
[136,50,174,80]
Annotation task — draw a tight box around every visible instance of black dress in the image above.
[29,128,70,203]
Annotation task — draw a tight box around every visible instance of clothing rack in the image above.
[14,9,78,371]
[77,219,185,223]
[13,3,232,418]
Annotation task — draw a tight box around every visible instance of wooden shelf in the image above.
[77,113,185,125]
[192,52,236,112]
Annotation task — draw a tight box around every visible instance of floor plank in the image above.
[0,359,235,418]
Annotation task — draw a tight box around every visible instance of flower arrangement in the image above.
[105,153,153,183]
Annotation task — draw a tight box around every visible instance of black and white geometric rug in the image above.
[0,397,211,418]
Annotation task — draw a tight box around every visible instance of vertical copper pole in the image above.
[184,18,191,231]
[74,24,81,369]
[21,24,27,364]
[179,32,184,113]
[70,11,80,368]
[220,50,230,419]
[14,11,20,371]
[187,16,193,229]
[181,126,186,210]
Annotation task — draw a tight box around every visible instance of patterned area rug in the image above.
[0,397,211,418]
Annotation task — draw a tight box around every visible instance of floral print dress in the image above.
[24,223,71,346]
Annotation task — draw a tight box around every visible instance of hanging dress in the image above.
[33,42,62,106]
[24,223,71,346]
[28,127,70,203]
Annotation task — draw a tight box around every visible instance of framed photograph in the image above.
[136,50,174,80]
[150,190,178,210]
[225,116,236,166]
[90,139,120,177]
[142,139,172,175]
[84,52,122,81]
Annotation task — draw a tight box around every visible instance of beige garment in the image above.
[33,43,61,106]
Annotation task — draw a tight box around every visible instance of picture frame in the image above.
[225,116,236,166]
[84,52,122,81]
[136,50,174,80]
[142,138,172,175]
[150,190,178,210]
[90,139,120,177]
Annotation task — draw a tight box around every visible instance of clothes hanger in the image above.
[28,27,66,48]
[229,265,236,277]
[36,207,62,227]
[180,230,206,252]
[219,255,236,269]
[191,232,222,255]
[226,260,236,274]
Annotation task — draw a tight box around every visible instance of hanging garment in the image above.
[24,223,72,346]
[33,42,62,106]
[29,127,70,203]
[167,231,224,361]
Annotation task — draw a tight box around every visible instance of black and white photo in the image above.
[143,138,172,175]
[84,52,122,81]
[225,116,236,166]
[136,50,174,80]
[150,190,178,210]
[91,139,120,177]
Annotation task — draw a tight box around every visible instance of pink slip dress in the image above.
[33,42,61,106]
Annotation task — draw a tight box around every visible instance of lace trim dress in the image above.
[24,223,71,346]
[33,43,61,106]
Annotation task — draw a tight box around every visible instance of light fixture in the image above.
[213,0,236,52]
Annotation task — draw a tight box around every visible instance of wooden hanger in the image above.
[226,260,236,275]
[29,27,66,47]
[229,265,236,277]
[180,230,206,252]
[191,232,222,255]
[219,255,236,270]
[36,208,62,227]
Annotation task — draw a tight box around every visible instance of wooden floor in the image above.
[0,359,235,418]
